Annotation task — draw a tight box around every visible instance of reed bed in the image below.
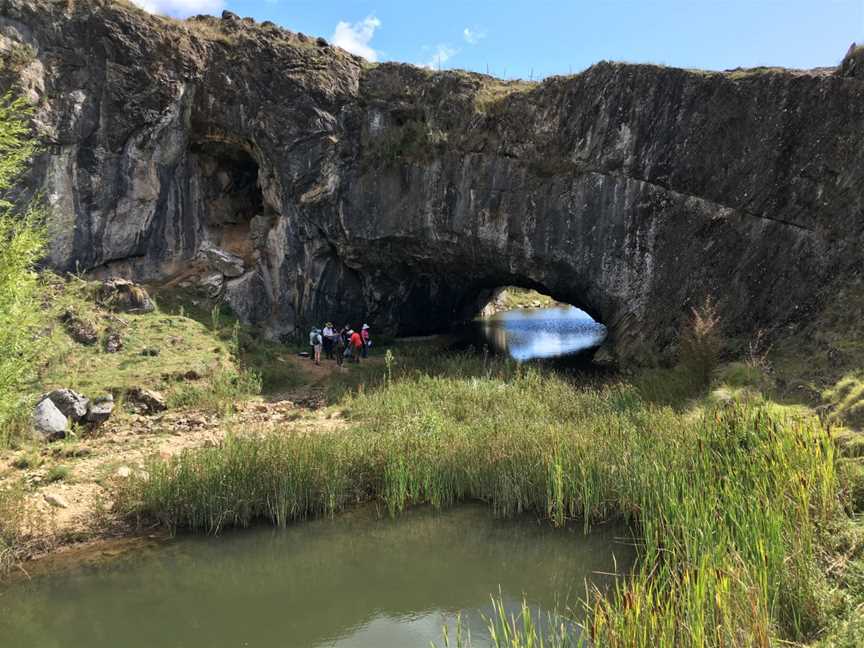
[120,360,840,647]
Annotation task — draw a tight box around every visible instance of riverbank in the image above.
[111,359,863,647]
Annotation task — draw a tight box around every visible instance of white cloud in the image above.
[462,27,486,45]
[331,16,381,61]
[131,0,224,17]
[421,44,458,70]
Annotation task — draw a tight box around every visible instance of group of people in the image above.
[308,322,371,366]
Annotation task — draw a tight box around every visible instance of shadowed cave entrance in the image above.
[189,140,265,263]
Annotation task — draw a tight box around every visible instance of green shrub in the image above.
[679,296,722,388]
[715,361,772,391]
[166,366,262,414]
[0,93,46,443]
[45,464,71,483]
[838,458,864,513]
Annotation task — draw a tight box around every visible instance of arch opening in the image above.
[455,285,608,362]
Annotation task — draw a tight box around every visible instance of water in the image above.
[0,506,632,648]
[475,306,607,361]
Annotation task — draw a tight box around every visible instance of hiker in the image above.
[309,326,323,366]
[350,328,364,363]
[322,322,335,360]
[335,327,346,367]
[361,323,371,358]
[340,324,352,363]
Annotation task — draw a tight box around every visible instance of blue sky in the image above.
[135,1,864,79]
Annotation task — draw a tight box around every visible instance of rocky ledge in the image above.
[1,0,863,362]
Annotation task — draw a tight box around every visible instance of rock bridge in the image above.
[3,0,864,362]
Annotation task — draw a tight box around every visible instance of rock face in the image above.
[85,395,114,427]
[96,278,155,313]
[201,244,245,277]
[125,387,167,415]
[32,398,67,441]
[3,1,864,362]
[45,389,89,423]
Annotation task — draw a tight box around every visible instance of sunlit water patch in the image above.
[477,306,607,361]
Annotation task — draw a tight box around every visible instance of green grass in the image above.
[0,276,266,445]
[36,276,233,397]
[44,464,71,484]
[494,287,557,311]
[118,351,849,647]
[823,372,864,429]
[0,485,52,577]
[153,285,302,395]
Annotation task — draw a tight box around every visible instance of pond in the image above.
[0,506,633,648]
[474,306,607,362]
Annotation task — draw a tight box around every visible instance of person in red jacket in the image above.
[349,328,364,363]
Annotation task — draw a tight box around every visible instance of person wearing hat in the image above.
[322,322,335,360]
[361,324,371,358]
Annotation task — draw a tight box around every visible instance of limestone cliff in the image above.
[2,0,863,362]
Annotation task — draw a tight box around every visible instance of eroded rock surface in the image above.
[3,0,863,361]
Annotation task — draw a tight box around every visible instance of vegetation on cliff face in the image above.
[0,94,45,439]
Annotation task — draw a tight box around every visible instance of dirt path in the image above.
[267,352,385,406]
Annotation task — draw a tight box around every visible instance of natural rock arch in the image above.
[4,0,863,362]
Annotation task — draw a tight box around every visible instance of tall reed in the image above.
[119,363,839,647]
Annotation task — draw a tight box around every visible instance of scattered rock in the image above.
[85,395,115,427]
[61,309,98,345]
[45,389,89,423]
[201,244,245,278]
[96,278,155,313]
[126,387,167,415]
[200,273,224,297]
[105,331,123,353]
[33,399,67,441]
[141,347,160,357]
[43,493,69,509]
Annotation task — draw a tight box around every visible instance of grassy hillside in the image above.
[1,275,271,447]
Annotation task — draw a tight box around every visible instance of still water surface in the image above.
[1,506,632,648]
[477,306,607,361]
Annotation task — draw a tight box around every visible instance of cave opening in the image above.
[189,140,266,265]
[461,285,607,362]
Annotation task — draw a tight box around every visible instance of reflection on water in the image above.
[0,506,632,648]
[479,306,607,361]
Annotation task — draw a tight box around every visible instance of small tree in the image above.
[0,93,46,440]
[680,296,722,388]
